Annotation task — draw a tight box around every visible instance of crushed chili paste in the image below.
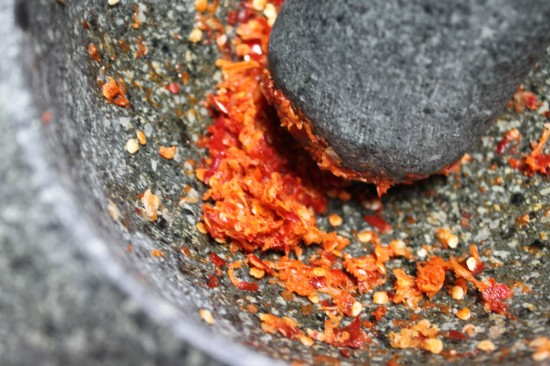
[193,0,515,355]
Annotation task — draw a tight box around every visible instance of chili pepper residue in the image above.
[102,76,129,107]
[194,0,515,356]
[500,86,550,177]
[507,85,542,113]
[507,124,550,177]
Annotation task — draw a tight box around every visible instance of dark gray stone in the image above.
[269,0,550,180]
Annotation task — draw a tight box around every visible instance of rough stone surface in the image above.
[1,0,550,365]
[269,0,550,180]
[0,2,222,366]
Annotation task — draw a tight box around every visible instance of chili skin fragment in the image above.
[364,214,392,234]
[102,77,129,107]
[207,274,220,288]
[323,316,371,349]
[209,252,227,267]
[481,278,513,315]
[415,257,448,298]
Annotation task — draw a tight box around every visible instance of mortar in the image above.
[10,0,550,365]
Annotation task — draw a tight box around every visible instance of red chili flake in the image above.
[280,290,294,302]
[372,306,387,321]
[508,157,523,170]
[312,355,342,366]
[508,86,541,113]
[118,38,130,53]
[207,274,220,288]
[364,214,392,234]
[415,256,447,298]
[329,316,371,349]
[320,299,332,307]
[227,267,259,292]
[481,278,513,314]
[387,356,402,366]
[259,314,309,343]
[524,127,550,176]
[448,330,468,341]
[308,276,327,289]
[209,252,227,267]
[460,211,472,228]
[393,268,423,309]
[165,82,180,95]
[88,43,101,62]
[471,261,486,276]
[302,304,313,315]
[339,349,351,358]
[226,3,256,26]
[508,126,550,177]
[102,77,129,107]
[151,249,164,258]
[275,322,300,338]
[343,254,384,293]
[246,254,273,274]
[246,304,259,314]
[495,128,520,154]
[522,91,541,111]
[237,281,259,291]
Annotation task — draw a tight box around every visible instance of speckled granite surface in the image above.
[0,2,221,365]
[1,0,549,365]
[0,123,223,366]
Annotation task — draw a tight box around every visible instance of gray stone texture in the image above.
[1,0,550,365]
[269,0,550,180]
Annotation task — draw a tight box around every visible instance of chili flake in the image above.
[165,82,180,95]
[159,146,177,160]
[364,214,392,234]
[102,77,129,107]
[88,43,101,62]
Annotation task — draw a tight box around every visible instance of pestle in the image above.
[267,0,550,185]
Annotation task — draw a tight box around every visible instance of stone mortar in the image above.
[7,0,550,365]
